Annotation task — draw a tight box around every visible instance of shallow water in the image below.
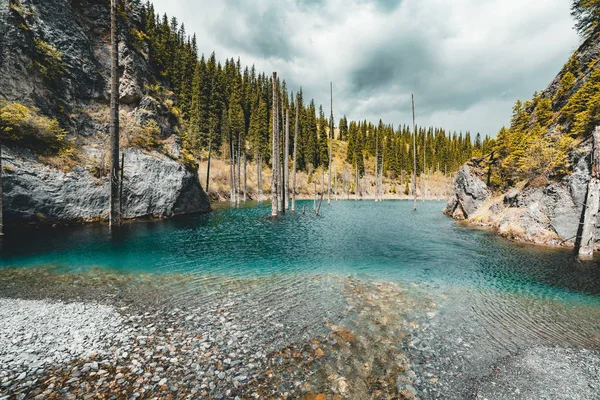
[1,200,599,397]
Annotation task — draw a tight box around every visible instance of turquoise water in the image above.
[1,200,599,304]
[2,200,599,397]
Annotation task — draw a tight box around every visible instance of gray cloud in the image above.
[152,0,579,136]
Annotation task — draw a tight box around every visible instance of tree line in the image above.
[137,2,486,198]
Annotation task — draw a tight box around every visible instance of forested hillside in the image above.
[487,1,600,189]
[0,0,486,223]
[446,1,600,249]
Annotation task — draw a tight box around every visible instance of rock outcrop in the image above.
[0,0,211,224]
[444,165,491,219]
[445,147,596,247]
[2,146,210,224]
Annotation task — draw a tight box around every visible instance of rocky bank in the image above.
[0,0,210,224]
[444,150,595,248]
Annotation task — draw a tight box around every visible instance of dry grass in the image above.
[197,140,455,202]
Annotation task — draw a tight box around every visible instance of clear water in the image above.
[1,200,599,353]
[1,201,599,300]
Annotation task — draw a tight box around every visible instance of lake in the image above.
[1,200,599,398]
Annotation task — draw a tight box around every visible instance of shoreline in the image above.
[1,267,599,399]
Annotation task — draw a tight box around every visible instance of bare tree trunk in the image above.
[243,150,247,202]
[412,94,417,211]
[334,164,338,201]
[259,153,263,203]
[316,192,324,216]
[355,165,359,201]
[109,0,121,227]
[380,142,385,202]
[579,127,600,259]
[0,139,3,235]
[292,99,299,213]
[278,96,284,213]
[328,82,333,205]
[237,133,241,204]
[271,72,279,217]
[119,152,125,219]
[284,109,290,210]
[374,134,378,202]
[314,179,317,211]
[423,129,426,203]
[229,132,235,203]
[206,138,212,194]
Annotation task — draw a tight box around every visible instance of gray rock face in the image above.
[2,146,210,224]
[444,165,491,218]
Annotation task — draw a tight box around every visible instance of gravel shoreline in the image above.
[0,269,424,399]
[1,268,599,399]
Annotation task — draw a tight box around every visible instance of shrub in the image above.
[34,38,65,80]
[0,102,71,153]
[132,120,161,150]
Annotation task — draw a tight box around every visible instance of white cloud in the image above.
[150,0,580,136]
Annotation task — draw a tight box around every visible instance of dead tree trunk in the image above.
[278,96,285,213]
[284,109,290,210]
[355,164,359,201]
[206,137,212,194]
[380,141,385,202]
[0,138,3,235]
[314,179,317,211]
[578,127,600,259]
[328,82,333,205]
[271,72,279,217]
[374,133,379,202]
[291,99,299,212]
[237,134,242,204]
[334,164,338,201]
[229,131,235,203]
[257,152,263,203]
[412,94,417,211]
[109,0,121,227]
[243,150,247,202]
[119,152,125,219]
[316,192,324,216]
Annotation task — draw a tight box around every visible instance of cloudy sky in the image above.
[152,0,580,137]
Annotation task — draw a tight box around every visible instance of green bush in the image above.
[0,102,71,153]
[34,38,65,80]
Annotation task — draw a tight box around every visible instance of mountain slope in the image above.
[445,30,600,247]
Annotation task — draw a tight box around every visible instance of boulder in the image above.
[444,165,491,218]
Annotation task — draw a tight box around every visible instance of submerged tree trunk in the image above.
[206,138,212,195]
[256,151,262,203]
[380,141,385,202]
[284,109,290,210]
[412,94,417,211]
[271,72,279,217]
[109,0,121,227]
[229,132,235,203]
[243,150,247,202]
[0,139,3,235]
[237,133,242,204]
[375,134,378,202]
[328,82,333,205]
[579,127,600,259]
[314,179,317,211]
[355,165,359,201]
[292,100,299,213]
[119,152,125,219]
[334,164,338,201]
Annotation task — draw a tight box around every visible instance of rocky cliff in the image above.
[0,0,210,224]
[444,156,592,247]
[444,30,600,248]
